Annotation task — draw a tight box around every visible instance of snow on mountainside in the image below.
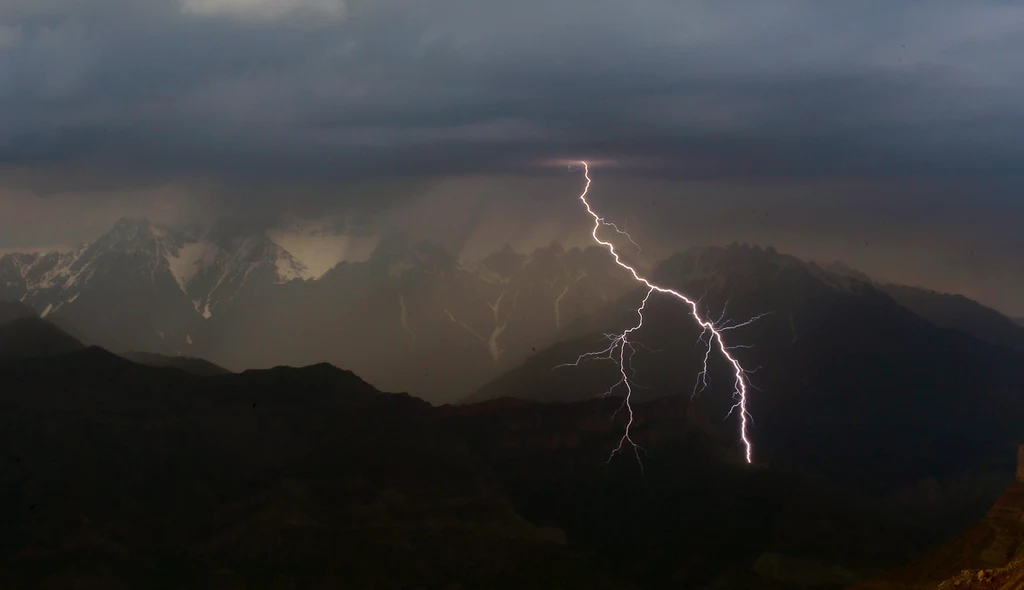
[0,219,193,318]
[170,226,311,319]
[0,245,91,311]
[0,218,202,354]
[0,217,317,325]
[3,220,178,320]
[266,219,380,279]
[165,240,208,293]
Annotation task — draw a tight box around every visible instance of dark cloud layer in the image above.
[4,0,1024,182]
[0,0,1022,312]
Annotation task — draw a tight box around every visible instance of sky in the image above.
[0,0,1022,315]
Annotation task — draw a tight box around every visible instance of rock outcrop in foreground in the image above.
[851,447,1024,590]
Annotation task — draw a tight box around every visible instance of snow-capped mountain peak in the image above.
[266,219,379,280]
[163,223,314,318]
[0,217,197,334]
[0,216,323,325]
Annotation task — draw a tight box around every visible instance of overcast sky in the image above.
[1,0,1022,315]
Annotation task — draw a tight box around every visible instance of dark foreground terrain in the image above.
[0,340,1019,590]
[2,348,623,590]
[851,476,1024,590]
[2,278,1024,589]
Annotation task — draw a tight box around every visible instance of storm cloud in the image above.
[1,0,1022,313]
[2,0,1023,179]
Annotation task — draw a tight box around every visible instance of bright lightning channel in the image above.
[559,161,760,466]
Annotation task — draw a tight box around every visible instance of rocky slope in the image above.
[850,456,1024,590]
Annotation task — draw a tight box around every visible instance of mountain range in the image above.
[0,325,1008,589]
[2,246,1024,588]
[470,244,1024,492]
[0,217,634,402]
[4,217,1023,407]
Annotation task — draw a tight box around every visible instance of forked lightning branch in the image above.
[557,161,763,467]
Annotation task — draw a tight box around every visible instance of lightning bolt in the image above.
[561,161,759,465]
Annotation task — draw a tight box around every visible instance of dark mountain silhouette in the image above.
[470,244,1024,491]
[874,283,1024,353]
[439,396,981,589]
[0,348,1004,589]
[0,308,227,376]
[0,317,84,363]
[119,351,230,376]
[818,260,1024,352]
[0,302,37,326]
[0,350,630,589]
